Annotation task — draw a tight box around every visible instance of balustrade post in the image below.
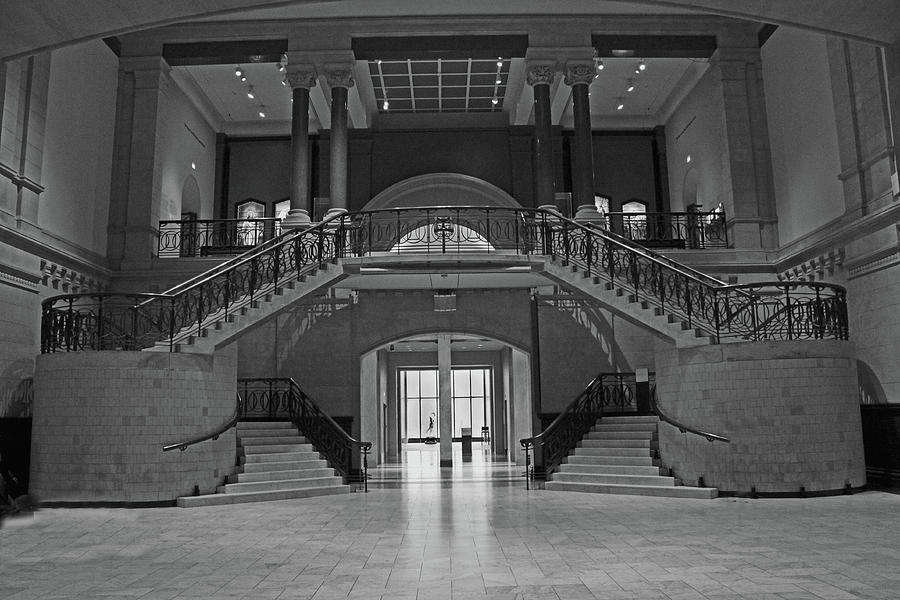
[785,285,794,340]
[97,295,104,351]
[367,214,373,257]
[524,443,531,490]
[273,245,281,291]
[751,293,760,341]
[814,286,823,339]
[713,288,722,344]
[485,209,491,250]
[362,446,369,493]
[168,297,176,352]
[686,280,693,328]
[317,229,324,264]
[657,265,665,313]
[66,298,74,352]
[585,231,593,277]
[129,303,138,351]
[197,285,204,337]
[563,222,570,264]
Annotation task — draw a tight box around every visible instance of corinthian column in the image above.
[526,61,557,210]
[281,63,317,229]
[324,65,354,218]
[565,60,597,215]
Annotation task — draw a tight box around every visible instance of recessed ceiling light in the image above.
[611,49,634,57]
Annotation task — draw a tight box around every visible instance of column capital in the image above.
[564,60,596,87]
[323,64,355,89]
[285,64,318,90]
[525,61,556,87]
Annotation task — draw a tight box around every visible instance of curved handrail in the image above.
[161,392,243,452]
[41,205,849,353]
[649,389,729,443]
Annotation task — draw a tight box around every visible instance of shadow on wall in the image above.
[541,298,632,373]
[0,375,34,419]
[858,360,888,405]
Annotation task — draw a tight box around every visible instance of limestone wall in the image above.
[31,346,237,503]
[654,339,866,494]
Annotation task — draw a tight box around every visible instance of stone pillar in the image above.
[527,61,557,211]
[714,41,778,250]
[108,56,170,266]
[565,60,597,217]
[324,65,353,218]
[438,333,453,467]
[281,63,318,228]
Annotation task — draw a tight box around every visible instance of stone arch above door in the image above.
[362,173,521,211]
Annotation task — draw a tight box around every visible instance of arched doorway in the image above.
[362,172,522,211]
[358,331,533,472]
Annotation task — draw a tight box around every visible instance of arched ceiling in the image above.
[1,0,897,62]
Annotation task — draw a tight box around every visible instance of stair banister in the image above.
[162,393,244,452]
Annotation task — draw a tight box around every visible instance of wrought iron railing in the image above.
[544,211,849,342]
[162,393,243,452]
[42,205,849,353]
[520,371,729,488]
[237,378,371,488]
[158,218,281,258]
[519,373,605,489]
[603,210,728,249]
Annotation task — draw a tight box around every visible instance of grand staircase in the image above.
[545,415,717,499]
[177,421,350,508]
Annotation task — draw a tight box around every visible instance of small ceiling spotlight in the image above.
[191,162,196,170]
[491,97,499,106]
[281,77,287,86]
[234,65,243,78]
[376,59,383,65]
[595,59,604,73]
[616,99,625,110]
[635,59,647,73]
[625,79,635,92]
[496,77,502,85]
[496,60,503,67]
[258,107,266,118]
[247,86,255,99]
[686,154,692,163]
[382,100,389,110]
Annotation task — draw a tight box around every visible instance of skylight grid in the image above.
[368,57,510,113]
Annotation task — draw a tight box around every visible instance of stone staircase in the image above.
[545,415,718,499]
[542,258,716,347]
[177,421,350,508]
[148,261,347,354]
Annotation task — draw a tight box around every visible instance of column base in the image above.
[537,204,563,217]
[322,207,349,224]
[279,209,312,229]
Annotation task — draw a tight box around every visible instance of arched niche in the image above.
[362,173,521,211]
[180,175,201,218]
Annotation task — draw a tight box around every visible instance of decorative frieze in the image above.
[778,248,845,282]
[39,260,105,294]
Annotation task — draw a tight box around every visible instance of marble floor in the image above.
[2,446,899,600]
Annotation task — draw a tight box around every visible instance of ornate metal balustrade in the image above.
[42,205,849,354]
[544,211,849,343]
[520,371,729,488]
[604,210,728,249]
[519,373,605,489]
[237,378,371,488]
[158,218,281,258]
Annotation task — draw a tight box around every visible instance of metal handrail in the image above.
[649,388,730,443]
[238,377,372,490]
[162,393,243,452]
[42,205,849,354]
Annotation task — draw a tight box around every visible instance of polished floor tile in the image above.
[1,449,899,599]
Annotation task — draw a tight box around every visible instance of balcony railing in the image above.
[602,210,728,249]
[158,218,281,258]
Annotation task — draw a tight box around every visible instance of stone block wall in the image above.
[654,339,865,494]
[31,346,237,503]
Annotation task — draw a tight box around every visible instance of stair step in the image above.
[239,436,306,445]
[241,451,321,464]
[550,472,675,486]
[558,463,664,476]
[601,415,660,424]
[177,485,350,508]
[220,476,342,494]
[572,447,653,457]
[584,430,655,440]
[241,443,314,454]
[237,421,294,431]
[236,428,302,438]
[592,423,659,433]
[580,439,655,449]
[232,468,334,483]
[544,481,717,499]
[566,455,657,467]
[241,459,327,473]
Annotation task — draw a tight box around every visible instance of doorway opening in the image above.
[400,367,492,443]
